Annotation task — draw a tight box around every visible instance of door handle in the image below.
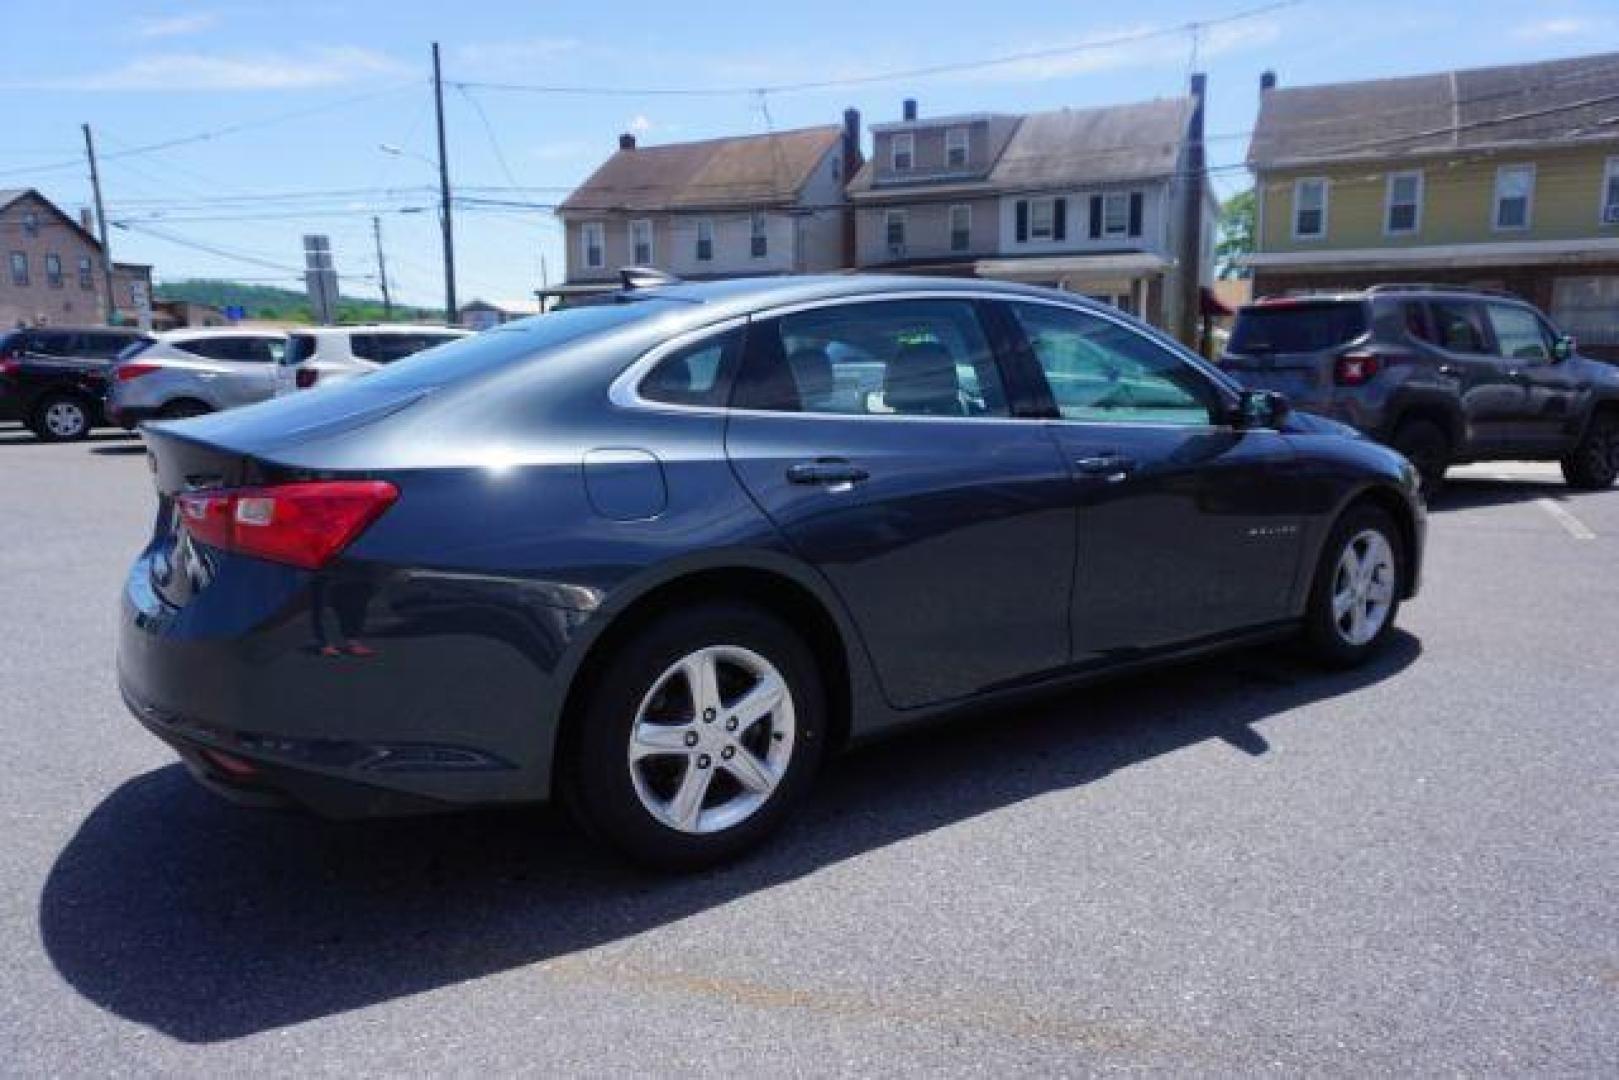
[1074,453,1136,480]
[1438,364,1461,377]
[786,459,870,487]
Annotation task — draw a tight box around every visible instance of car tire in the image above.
[1301,503,1404,669]
[564,601,827,871]
[1390,419,1449,498]
[31,393,92,443]
[160,399,212,420]
[1560,411,1618,490]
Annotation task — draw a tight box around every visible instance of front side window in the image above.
[1494,165,1534,230]
[1294,178,1327,238]
[945,127,968,168]
[44,253,62,288]
[1603,157,1619,225]
[1485,303,1553,361]
[1386,170,1423,234]
[750,212,768,258]
[630,219,653,264]
[1010,302,1217,425]
[77,256,93,289]
[738,298,1009,418]
[581,222,605,269]
[884,210,906,249]
[638,328,742,407]
[892,133,914,171]
[695,218,713,262]
[1428,300,1491,354]
[1102,192,1131,237]
[949,204,971,252]
[9,252,27,287]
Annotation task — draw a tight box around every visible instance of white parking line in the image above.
[1535,498,1597,540]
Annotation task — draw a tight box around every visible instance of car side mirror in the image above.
[1552,334,1575,362]
[1235,388,1290,429]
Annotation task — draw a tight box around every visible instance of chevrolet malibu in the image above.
[119,275,1424,869]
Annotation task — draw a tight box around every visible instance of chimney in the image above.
[902,98,917,121]
[79,207,94,232]
[1260,70,1277,92]
[841,107,863,269]
[618,133,637,150]
[1174,71,1208,350]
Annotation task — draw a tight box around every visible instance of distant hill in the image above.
[157,280,440,324]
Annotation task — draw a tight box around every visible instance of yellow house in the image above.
[1242,52,1619,360]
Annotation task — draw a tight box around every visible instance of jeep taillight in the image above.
[1334,351,1381,386]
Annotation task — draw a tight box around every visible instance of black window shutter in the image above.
[1128,192,1143,237]
[1053,197,1067,240]
[1015,200,1028,243]
[1089,195,1103,239]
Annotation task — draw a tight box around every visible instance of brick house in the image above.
[0,188,156,329]
[1242,51,1619,360]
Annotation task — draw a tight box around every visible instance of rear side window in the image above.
[638,329,743,406]
[1428,301,1491,355]
[174,337,245,361]
[82,332,141,358]
[284,334,318,365]
[736,299,1009,417]
[1229,302,1368,353]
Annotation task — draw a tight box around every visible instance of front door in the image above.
[1424,298,1523,454]
[725,296,1076,711]
[1482,301,1580,454]
[997,299,1306,663]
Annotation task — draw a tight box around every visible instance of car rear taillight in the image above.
[0,358,19,377]
[176,481,398,570]
[1334,351,1381,386]
[116,363,161,381]
[295,368,319,389]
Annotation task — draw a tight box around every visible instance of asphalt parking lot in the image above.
[1,421,1615,1075]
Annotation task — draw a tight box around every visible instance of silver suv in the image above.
[106,330,288,427]
[1222,284,1619,492]
[275,325,470,395]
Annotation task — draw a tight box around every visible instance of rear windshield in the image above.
[1229,302,1369,354]
[361,299,692,390]
[284,334,318,365]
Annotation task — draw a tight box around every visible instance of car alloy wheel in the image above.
[626,645,795,835]
[1330,528,1396,646]
[40,399,89,441]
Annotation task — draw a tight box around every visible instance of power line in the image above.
[114,221,302,273]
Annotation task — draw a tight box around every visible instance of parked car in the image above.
[1221,285,1619,493]
[0,326,152,440]
[119,275,1424,869]
[105,329,289,427]
[274,325,471,395]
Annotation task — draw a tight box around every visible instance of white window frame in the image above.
[1600,156,1619,226]
[1102,191,1131,238]
[1029,196,1056,241]
[581,221,605,270]
[695,218,714,262]
[1292,177,1328,240]
[949,204,971,251]
[892,133,914,171]
[1384,170,1424,236]
[750,211,768,259]
[629,218,654,264]
[945,127,968,168]
[884,209,907,250]
[1492,164,1535,232]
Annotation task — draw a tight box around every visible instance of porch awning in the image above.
[974,252,1169,278]
[1239,237,1619,271]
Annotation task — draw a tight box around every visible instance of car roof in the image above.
[159,328,288,342]
[288,324,469,337]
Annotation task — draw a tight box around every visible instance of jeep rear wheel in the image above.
[1561,412,1618,490]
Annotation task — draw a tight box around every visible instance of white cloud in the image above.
[136,11,219,38]
[1512,17,1592,40]
[454,37,580,66]
[628,114,654,134]
[25,47,408,91]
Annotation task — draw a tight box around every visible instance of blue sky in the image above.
[3,0,1616,309]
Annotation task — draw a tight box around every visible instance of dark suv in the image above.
[1221,285,1619,492]
[0,327,152,441]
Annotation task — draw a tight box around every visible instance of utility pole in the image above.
[372,215,393,319]
[431,42,458,324]
[1174,72,1207,349]
[81,123,117,326]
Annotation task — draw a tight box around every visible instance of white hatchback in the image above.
[275,325,473,395]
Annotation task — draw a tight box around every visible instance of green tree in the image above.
[1215,189,1255,280]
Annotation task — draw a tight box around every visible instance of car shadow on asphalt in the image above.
[39,631,1420,1043]
[0,428,138,448]
[1429,476,1608,513]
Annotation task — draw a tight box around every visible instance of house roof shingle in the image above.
[558,126,843,214]
[1247,50,1619,169]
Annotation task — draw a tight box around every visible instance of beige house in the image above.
[846,86,1217,333]
[554,117,860,298]
[1243,52,1619,359]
